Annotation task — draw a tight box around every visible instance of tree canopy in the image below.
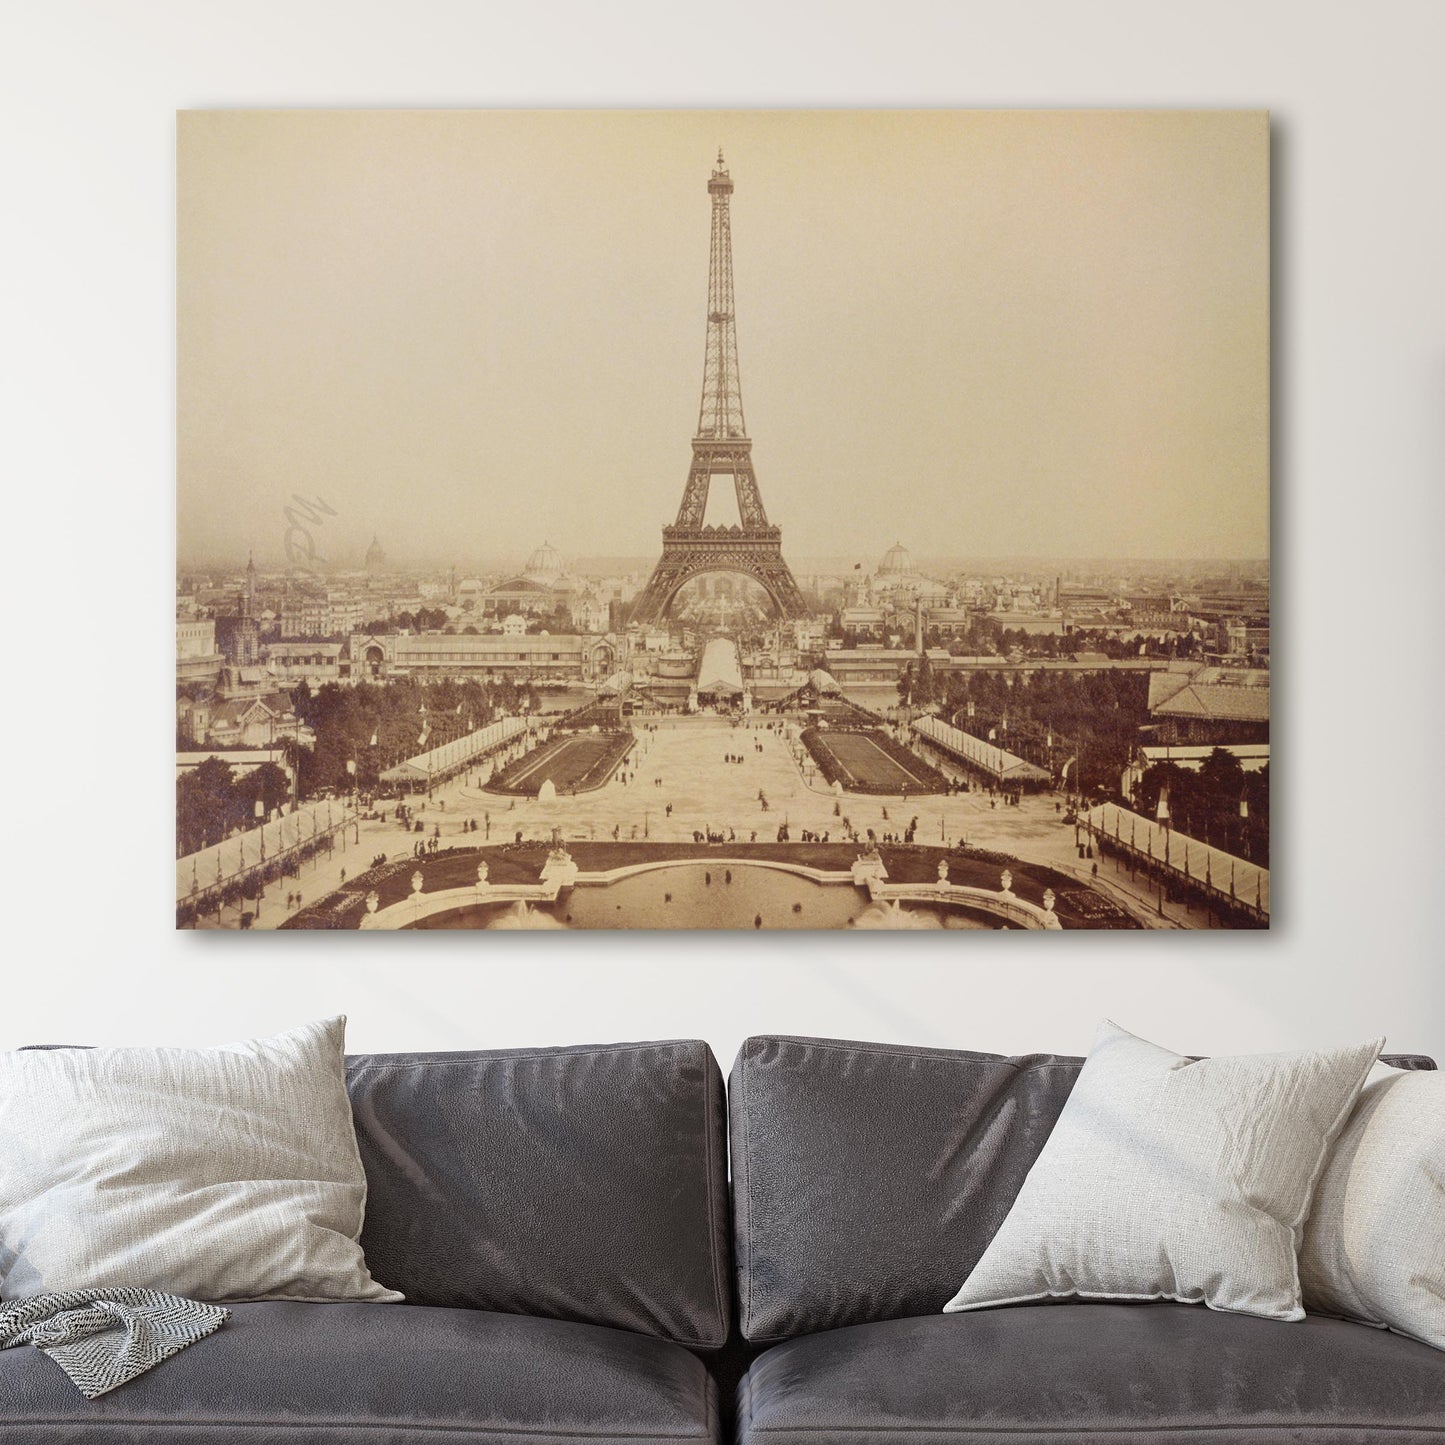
[176,758,292,856]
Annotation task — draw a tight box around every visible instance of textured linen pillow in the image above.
[0,1017,401,1303]
[944,1021,1382,1321]
[1298,1063,1445,1347]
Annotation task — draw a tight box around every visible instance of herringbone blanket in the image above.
[0,1289,229,1397]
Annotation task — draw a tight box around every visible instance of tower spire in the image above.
[698,148,745,442]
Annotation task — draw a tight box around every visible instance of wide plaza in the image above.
[228,713,1204,930]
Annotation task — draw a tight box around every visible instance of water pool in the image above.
[413,862,995,930]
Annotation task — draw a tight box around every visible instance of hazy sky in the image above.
[178,109,1268,569]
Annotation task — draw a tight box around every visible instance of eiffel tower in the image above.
[630,152,809,625]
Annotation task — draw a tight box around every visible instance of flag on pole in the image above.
[369,732,378,747]
[346,759,356,775]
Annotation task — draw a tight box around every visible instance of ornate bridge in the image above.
[631,153,808,624]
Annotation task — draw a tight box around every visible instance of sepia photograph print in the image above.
[176,109,1269,932]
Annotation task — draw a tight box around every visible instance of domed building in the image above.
[843,540,950,617]
[364,534,387,573]
[877,541,917,582]
[482,542,573,619]
[873,541,931,600]
[523,541,564,587]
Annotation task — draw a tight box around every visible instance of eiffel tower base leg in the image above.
[630,529,809,625]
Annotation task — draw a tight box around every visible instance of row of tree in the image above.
[831,611,1203,661]
[898,663,1154,799]
[994,627,1204,661]
[360,605,581,636]
[177,758,291,857]
[900,662,1271,861]
[283,677,540,798]
[384,606,450,632]
[177,675,545,854]
[1131,752,1270,865]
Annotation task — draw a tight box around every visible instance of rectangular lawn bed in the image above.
[485,731,631,796]
[804,727,949,795]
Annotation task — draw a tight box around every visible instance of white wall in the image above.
[7,1,1442,1067]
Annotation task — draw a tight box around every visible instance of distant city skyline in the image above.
[179,110,1268,566]
[178,546,1270,575]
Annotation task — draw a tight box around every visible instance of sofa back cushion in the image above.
[348,1039,729,1347]
[729,1034,1434,1342]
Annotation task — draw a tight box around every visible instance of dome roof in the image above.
[878,541,916,577]
[524,541,563,583]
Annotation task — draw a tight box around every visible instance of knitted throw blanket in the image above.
[0,1289,230,1397]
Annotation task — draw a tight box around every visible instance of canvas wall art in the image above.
[176,109,1269,931]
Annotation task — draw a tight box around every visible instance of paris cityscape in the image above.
[177,111,1269,930]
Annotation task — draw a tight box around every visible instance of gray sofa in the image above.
[729,1035,1445,1445]
[0,1040,731,1444]
[0,1035,1441,1443]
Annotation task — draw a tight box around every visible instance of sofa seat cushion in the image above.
[737,1304,1445,1445]
[0,1301,719,1444]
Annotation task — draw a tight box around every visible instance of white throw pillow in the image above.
[943,1021,1383,1322]
[0,1017,402,1303]
[1299,1063,1445,1348]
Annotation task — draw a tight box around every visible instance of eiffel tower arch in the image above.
[631,153,809,625]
